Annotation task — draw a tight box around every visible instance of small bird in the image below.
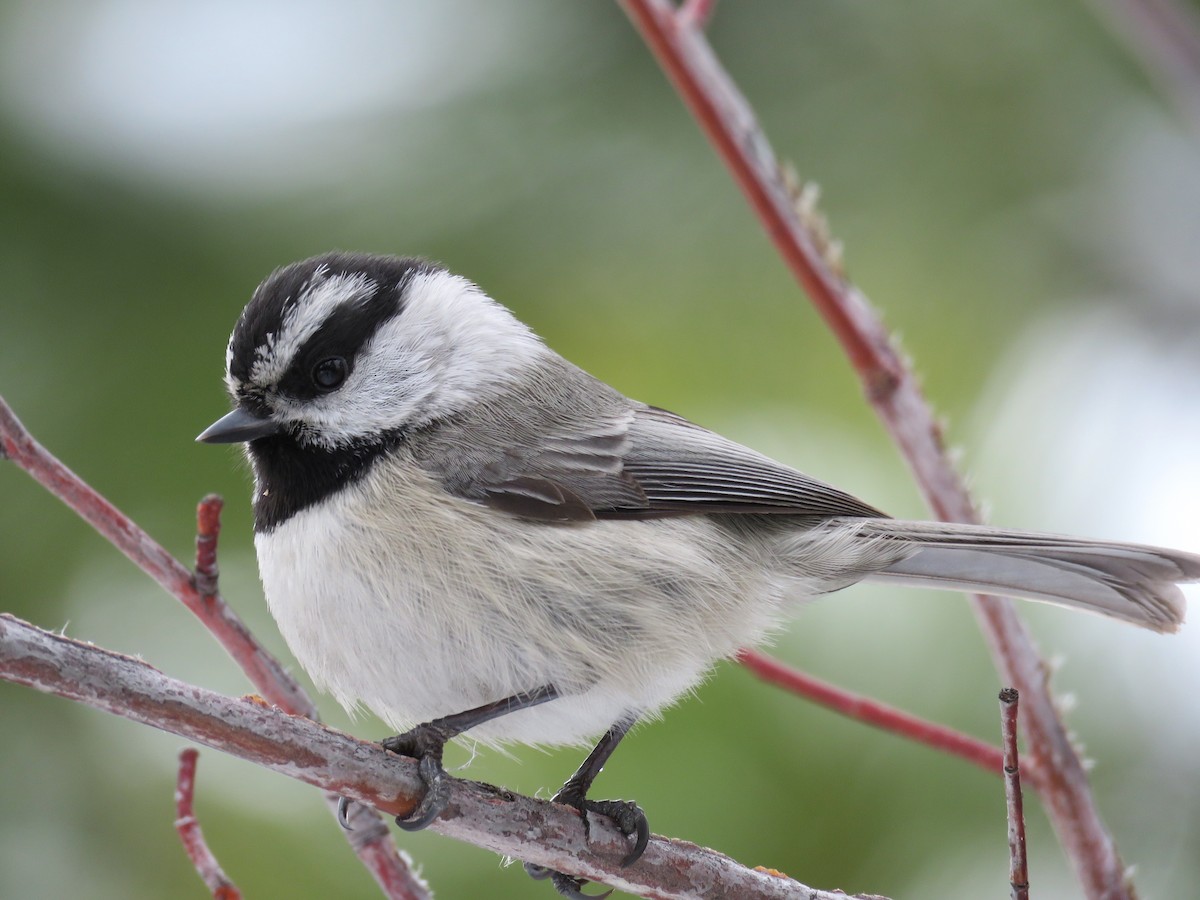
[200,251,1198,897]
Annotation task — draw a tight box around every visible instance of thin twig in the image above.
[195,495,222,602]
[738,649,1014,777]
[0,395,424,900]
[175,748,243,900]
[618,3,1134,897]
[335,804,433,900]
[0,613,884,900]
[1000,689,1030,900]
[0,396,309,715]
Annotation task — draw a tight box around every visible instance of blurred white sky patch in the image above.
[0,0,521,193]
[971,309,1200,544]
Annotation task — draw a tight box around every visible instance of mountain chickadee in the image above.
[199,252,1198,896]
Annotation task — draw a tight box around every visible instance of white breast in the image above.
[255,454,805,746]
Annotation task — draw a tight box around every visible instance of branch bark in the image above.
[0,613,886,900]
[618,2,1136,897]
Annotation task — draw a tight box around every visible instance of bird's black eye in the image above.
[311,357,348,391]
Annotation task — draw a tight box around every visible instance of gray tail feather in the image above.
[859,520,1199,633]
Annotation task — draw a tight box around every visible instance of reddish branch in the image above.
[0,397,309,715]
[0,614,882,900]
[619,2,1135,897]
[1000,690,1030,900]
[0,396,424,900]
[333,805,432,900]
[195,495,222,601]
[738,649,1011,777]
[175,748,243,900]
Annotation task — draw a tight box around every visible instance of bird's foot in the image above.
[574,798,649,866]
[524,786,649,898]
[381,723,453,830]
[525,867,614,900]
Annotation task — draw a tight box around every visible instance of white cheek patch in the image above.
[286,363,437,448]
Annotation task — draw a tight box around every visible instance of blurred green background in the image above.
[3,1,1199,897]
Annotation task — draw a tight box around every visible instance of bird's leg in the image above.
[372,684,560,831]
[525,715,648,899]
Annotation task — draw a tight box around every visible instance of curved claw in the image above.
[550,872,613,899]
[584,799,649,868]
[337,796,354,830]
[526,861,615,897]
[394,754,450,831]
[621,811,650,868]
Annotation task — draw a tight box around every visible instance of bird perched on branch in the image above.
[200,251,1198,897]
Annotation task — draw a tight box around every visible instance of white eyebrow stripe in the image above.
[249,269,377,386]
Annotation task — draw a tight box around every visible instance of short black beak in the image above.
[196,407,281,444]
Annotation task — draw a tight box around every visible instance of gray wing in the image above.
[420,398,885,523]
[612,406,886,519]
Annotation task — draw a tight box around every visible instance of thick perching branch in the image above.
[0,614,883,900]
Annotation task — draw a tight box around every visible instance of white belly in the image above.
[255,458,794,746]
